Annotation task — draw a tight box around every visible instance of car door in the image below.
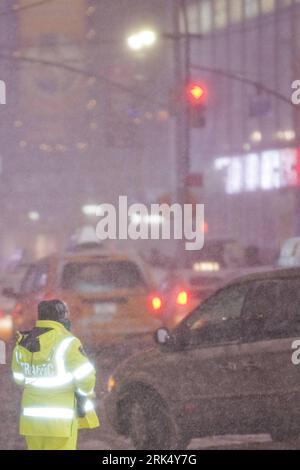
[172,282,252,437]
[241,278,300,435]
[227,280,284,434]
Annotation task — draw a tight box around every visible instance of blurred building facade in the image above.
[0,0,174,262]
[3,0,299,263]
[0,0,93,261]
[185,0,300,256]
[0,0,20,261]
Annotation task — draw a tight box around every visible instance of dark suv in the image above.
[105,268,300,449]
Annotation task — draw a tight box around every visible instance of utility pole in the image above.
[172,0,191,262]
[181,0,192,206]
[173,0,191,208]
[172,0,184,206]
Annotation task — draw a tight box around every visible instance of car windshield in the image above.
[61,260,145,292]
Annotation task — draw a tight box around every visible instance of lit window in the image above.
[200,0,212,34]
[214,0,227,29]
[260,150,280,190]
[226,158,243,194]
[186,3,201,34]
[280,149,297,187]
[215,157,230,170]
[245,0,259,19]
[261,0,275,14]
[229,0,243,24]
[245,153,260,191]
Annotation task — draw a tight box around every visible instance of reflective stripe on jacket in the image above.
[11,320,100,437]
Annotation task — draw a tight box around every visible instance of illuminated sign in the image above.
[215,148,300,194]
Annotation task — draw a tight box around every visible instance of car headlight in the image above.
[107,375,116,393]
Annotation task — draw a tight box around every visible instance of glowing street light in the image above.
[138,30,157,46]
[127,30,157,51]
[127,34,143,51]
[28,211,40,221]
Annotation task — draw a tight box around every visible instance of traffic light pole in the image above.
[172,0,183,205]
[173,0,191,262]
[181,0,192,200]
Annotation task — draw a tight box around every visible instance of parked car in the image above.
[105,267,300,449]
[4,247,162,349]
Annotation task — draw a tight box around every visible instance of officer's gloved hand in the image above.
[75,391,86,418]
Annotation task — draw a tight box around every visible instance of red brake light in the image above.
[149,295,163,313]
[152,296,162,311]
[176,290,189,306]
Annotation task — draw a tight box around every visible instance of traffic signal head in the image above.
[186,82,206,105]
[168,82,207,126]
[186,82,207,128]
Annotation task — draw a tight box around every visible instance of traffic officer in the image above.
[11,299,99,450]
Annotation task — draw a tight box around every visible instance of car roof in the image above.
[227,267,300,286]
[35,250,144,266]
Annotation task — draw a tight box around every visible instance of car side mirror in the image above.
[2,287,19,298]
[154,327,171,346]
[154,325,190,351]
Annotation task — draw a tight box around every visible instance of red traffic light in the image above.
[186,82,206,105]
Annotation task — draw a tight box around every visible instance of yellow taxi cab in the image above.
[0,263,31,342]
[7,245,163,349]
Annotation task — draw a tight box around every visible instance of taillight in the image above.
[176,290,189,306]
[149,294,163,313]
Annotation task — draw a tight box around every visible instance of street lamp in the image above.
[28,211,40,222]
[127,30,157,51]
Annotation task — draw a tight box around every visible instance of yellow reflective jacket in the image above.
[11,320,100,437]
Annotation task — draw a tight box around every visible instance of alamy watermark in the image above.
[0,80,6,105]
[0,340,6,364]
[292,339,300,365]
[95,196,205,251]
[291,80,300,105]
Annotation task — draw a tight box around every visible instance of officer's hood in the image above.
[17,320,67,363]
